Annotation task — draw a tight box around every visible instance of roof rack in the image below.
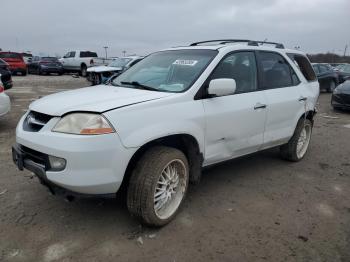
[190,39,285,49]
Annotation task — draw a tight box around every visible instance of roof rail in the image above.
[190,39,285,49]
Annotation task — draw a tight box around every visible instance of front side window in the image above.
[210,52,258,93]
[112,50,218,93]
[259,52,296,89]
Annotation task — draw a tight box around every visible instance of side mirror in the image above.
[208,78,236,97]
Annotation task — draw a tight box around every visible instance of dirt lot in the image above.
[0,75,350,262]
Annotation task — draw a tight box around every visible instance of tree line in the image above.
[307,53,350,64]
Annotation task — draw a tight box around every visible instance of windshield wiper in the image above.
[120,81,159,91]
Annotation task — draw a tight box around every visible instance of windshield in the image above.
[112,49,217,92]
[340,65,350,73]
[109,58,132,67]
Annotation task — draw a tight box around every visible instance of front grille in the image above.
[23,111,53,132]
[19,145,50,170]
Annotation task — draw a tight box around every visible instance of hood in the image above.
[29,85,174,116]
[87,65,123,73]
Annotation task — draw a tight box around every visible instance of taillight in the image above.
[0,85,4,93]
[90,59,94,65]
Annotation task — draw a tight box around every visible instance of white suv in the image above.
[13,40,319,226]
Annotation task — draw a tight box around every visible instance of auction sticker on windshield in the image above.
[173,60,198,66]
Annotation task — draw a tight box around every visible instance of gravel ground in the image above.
[0,75,350,262]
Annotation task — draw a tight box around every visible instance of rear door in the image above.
[202,51,267,165]
[257,51,304,149]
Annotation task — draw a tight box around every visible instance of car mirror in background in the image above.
[208,78,236,97]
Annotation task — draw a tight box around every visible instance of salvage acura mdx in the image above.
[13,39,319,226]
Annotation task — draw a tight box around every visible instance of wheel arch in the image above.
[120,134,203,194]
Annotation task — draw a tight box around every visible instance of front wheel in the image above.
[127,146,189,227]
[280,119,313,162]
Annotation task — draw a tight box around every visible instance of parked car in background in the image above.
[0,52,27,76]
[312,63,339,92]
[21,52,33,64]
[28,56,64,75]
[87,56,144,85]
[337,64,350,84]
[0,74,11,117]
[59,50,112,77]
[0,59,13,90]
[331,80,350,110]
[13,39,319,226]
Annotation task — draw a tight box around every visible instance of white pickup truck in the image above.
[59,50,113,77]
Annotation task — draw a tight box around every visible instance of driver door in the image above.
[202,51,267,165]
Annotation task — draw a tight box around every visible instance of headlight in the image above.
[52,113,115,135]
[333,88,340,94]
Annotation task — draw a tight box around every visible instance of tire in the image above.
[127,146,189,227]
[93,73,102,85]
[22,70,27,76]
[37,68,42,75]
[327,80,336,93]
[280,118,313,162]
[80,64,87,77]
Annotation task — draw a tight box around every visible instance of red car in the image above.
[0,52,27,76]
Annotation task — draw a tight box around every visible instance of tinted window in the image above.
[80,51,98,58]
[211,52,257,93]
[259,52,295,89]
[287,53,317,81]
[312,65,319,74]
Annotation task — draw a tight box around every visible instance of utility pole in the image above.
[103,46,108,59]
[344,45,348,57]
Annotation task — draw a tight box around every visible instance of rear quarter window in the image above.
[287,53,317,82]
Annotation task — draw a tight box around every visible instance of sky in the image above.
[1,0,349,57]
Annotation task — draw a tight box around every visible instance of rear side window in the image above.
[287,53,317,82]
[258,52,298,89]
[80,51,98,58]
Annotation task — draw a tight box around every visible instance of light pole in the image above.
[103,46,108,59]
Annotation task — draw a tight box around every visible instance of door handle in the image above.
[254,103,267,110]
[299,97,307,102]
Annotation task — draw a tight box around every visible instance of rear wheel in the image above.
[127,146,189,227]
[327,80,336,93]
[80,64,87,77]
[280,119,313,162]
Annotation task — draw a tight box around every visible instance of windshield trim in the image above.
[111,49,219,93]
